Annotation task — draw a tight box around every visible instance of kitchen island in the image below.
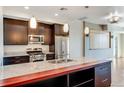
[0,58,112,87]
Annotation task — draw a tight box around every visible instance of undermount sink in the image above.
[48,59,74,64]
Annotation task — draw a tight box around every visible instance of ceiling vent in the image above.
[78,16,88,21]
[60,7,68,11]
[84,6,89,8]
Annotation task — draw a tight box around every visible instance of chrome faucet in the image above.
[55,53,70,62]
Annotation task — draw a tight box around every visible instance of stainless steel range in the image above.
[26,48,46,62]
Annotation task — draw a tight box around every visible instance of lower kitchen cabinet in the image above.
[3,56,30,65]
[46,54,55,60]
[22,75,68,87]
[95,62,111,87]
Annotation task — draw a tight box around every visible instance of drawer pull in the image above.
[102,78,108,83]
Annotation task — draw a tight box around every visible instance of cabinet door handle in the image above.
[100,67,108,71]
[102,78,108,83]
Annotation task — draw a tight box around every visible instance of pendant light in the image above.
[84,27,90,36]
[30,16,37,29]
[63,24,69,32]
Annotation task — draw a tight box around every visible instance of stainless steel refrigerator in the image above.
[55,36,69,59]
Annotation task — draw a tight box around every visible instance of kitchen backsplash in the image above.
[4,44,49,54]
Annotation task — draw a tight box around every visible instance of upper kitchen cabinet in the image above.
[28,22,43,35]
[43,24,53,45]
[37,23,54,45]
[4,18,28,45]
[37,23,45,35]
[28,22,54,45]
[54,24,69,36]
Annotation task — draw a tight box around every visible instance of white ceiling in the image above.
[3,6,124,27]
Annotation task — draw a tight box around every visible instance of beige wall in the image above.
[69,20,83,58]
[0,7,3,66]
[113,33,124,58]
[84,21,113,60]
[119,34,124,57]
[113,33,120,57]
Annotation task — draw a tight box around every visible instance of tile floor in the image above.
[111,58,124,87]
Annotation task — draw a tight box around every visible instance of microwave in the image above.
[28,35,44,44]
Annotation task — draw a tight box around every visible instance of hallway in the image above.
[111,58,124,86]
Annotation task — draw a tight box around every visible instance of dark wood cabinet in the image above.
[46,54,55,60]
[43,24,55,45]
[37,23,45,35]
[3,55,30,65]
[43,24,52,45]
[23,75,67,87]
[4,18,28,45]
[49,25,55,52]
[3,18,68,49]
[54,24,69,36]
[54,24,62,36]
[95,62,111,87]
[29,22,54,45]
[28,22,43,35]
[69,68,94,87]
[4,18,54,45]
[49,45,55,52]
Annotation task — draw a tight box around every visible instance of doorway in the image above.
[113,32,124,58]
[113,36,118,58]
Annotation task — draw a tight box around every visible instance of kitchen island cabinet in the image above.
[23,75,68,87]
[69,68,94,87]
[22,62,111,87]
[0,59,111,87]
[23,68,94,87]
[95,62,111,87]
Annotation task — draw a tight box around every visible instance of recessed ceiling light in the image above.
[24,6,29,10]
[55,13,59,16]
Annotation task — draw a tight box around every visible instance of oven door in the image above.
[30,54,44,62]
